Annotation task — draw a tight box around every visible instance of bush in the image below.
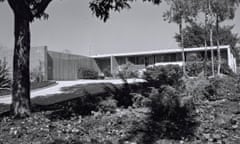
[186,62,204,77]
[98,98,118,113]
[183,75,211,103]
[207,75,239,101]
[117,64,140,79]
[0,59,10,89]
[102,66,112,78]
[114,82,133,108]
[78,68,98,79]
[131,93,151,108]
[62,93,108,116]
[150,86,181,120]
[143,65,183,88]
[186,61,235,77]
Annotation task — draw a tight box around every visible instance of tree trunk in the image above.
[216,15,221,75]
[11,14,31,118]
[204,9,208,77]
[210,28,214,76]
[208,0,214,77]
[179,18,186,76]
[217,39,221,75]
[204,40,208,76]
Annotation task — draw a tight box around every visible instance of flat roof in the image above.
[91,45,230,58]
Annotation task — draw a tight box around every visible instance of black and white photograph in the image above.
[0,0,240,143]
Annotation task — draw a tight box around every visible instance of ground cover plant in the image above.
[1,65,240,143]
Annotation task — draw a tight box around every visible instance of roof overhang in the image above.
[91,45,230,58]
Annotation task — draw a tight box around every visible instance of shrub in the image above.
[150,86,180,120]
[149,86,195,121]
[143,65,183,88]
[102,66,112,78]
[207,75,239,101]
[63,93,107,116]
[78,68,98,79]
[131,93,151,108]
[98,98,118,113]
[0,59,10,89]
[114,81,133,108]
[183,75,211,104]
[186,62,204,77]
[186,61,235,77]
[117,64,140,79]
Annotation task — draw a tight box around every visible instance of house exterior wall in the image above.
[0,46,48,81]
[47,51,100,80]
[93,46,237,75]
[1,45,237,81]
[0,46,100,81]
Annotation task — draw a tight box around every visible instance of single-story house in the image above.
[0,45,237,80]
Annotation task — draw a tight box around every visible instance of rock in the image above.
[71,128,80,133]
[203,133,210,140]
[232,124,238,129]
[212,134,221,140]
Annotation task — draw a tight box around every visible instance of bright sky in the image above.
[0,0,240,56]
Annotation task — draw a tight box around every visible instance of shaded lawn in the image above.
[0,82,127,115]
[0,104,10,116]
[32,83,123,106]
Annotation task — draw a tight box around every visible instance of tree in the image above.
[163,0,199,76]
[0,0,53,118]
[175,23,240,49]
[89,0,161,22]
[208,0,240,75]
[0,0,161,117]
[174,22,240,66]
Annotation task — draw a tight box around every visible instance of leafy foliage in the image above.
[143,65,183,88]
[175,22,240,49]
[207,75,240,101]
[149,85,196,131]
[163,0,199,24]
[117,64,140,79]
[208,0,240,22]
[131,93,151,108]
[183,75,211,103]
[0,0,52,21]
[90,0,161,22]
[78,68,99,79]
[186,61,235,77]
[98,98,118,113]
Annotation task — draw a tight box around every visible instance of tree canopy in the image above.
[0,0,162,117]
[175,22,240,49]
[163,0,199,24]
[90,0,161,22]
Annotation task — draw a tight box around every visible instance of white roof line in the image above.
[91,45,230,58]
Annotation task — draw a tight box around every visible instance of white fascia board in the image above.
[91,45,230,58]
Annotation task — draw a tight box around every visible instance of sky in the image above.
[0,0,240,56]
